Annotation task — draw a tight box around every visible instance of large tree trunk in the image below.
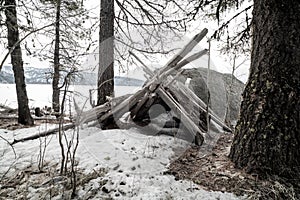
[229,0,300,179]
[52,0,61,112]
[5,0,34,125]
[97,0,114,105]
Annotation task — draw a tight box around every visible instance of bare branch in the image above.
[210,5,253,40]
[0,23,54,72]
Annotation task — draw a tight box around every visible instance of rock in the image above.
[34,107,43,117]
[181,69,210,106]
[120,181,126,185]
[101,186,110,193]
[177,68,244,123]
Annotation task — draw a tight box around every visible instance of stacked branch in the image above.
[11,28,231,146]
[78,28,231,146]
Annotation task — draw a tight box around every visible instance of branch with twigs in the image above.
[0,23,55,72]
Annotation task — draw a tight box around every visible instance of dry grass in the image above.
[167,133,300,200]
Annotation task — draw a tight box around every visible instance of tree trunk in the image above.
[229,0,300,179]
[52,0,61,112]
[5,0,34,125]
[97,0,114,105]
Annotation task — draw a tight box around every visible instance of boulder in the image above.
[177,68,245,124]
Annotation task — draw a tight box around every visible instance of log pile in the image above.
[78,28,232,146]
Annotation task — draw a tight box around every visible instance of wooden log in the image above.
[156,86,205,145]
[142,30,208,88]
[174,49,208,69]
[129,51,154,77]
[130,83,160,120]
[77,94,132,125]
[97,88,146,123]
[165,82,207,132]
[173,81,232,132]
[0,115,63,122]
[0,115,19,120]
[131,93,157,120]
[129,44,208,121]
[176,49,208,70]
[108,30,208,122]
[78,94,132,125]
[11,123,75,145]
[134,29,208,92]
[156,28,208,76]
[130,88,152,119]
[164,69,184,88]
[161,49,208,81]
[78,103,110,124]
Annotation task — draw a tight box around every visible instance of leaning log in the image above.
[156,28,208,76]
[129,50,154,77]
[78,94,131,125]
[156,87,205,145]
[172,81,232,132]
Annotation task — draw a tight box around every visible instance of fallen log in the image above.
[11,123,75,145]
[0,115,66,122]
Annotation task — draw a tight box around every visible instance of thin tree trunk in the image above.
[52,0,61,112]
[229,0,300,179]
[4,0,34,125]
[97,0,114,105]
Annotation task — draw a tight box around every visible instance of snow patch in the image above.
[0,124,242,199]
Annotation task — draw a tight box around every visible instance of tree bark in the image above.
[229,0,300,179]
[5,0,34,125]
[52,0,61,112]
[97,0,114,105]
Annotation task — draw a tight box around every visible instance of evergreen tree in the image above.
[229,0,300,180]
[97,0,114,105]
[4,0,34,125]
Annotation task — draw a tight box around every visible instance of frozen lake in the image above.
[0,84,141,110]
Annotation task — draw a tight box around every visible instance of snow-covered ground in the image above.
[0,123,243,199]
[0,72,243,199]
